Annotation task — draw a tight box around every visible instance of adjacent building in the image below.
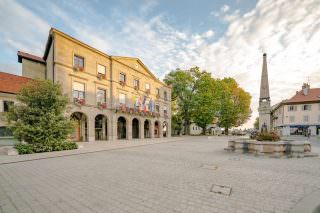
[0,72,31,137]
[3,28,171,141]
[272,83,320,136]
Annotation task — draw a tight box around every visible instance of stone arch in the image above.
[95,114,108,140]
[163,121,168,137]
[70,112,88,142]
[132,118,140,139]
[144,119,151,138]
[117,116,127,139]
[154,120,160,138]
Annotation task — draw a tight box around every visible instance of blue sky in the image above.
[1,0,320,128]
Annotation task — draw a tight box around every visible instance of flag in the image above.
[149,98,153,112]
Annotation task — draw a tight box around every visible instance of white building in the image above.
[272,83,320,136]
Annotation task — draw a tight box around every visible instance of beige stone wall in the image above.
[51,30,171,141]
[21,59,45,79]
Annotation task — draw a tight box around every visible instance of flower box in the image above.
[73,66,84,72]
[74,98,85,106]
[98,102,107,109]
[120,81,126,86]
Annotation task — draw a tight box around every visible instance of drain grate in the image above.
[200,164,218,170]
[210,184,232,196]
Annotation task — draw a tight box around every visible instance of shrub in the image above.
[15,144,34,154]
[14,141,78,155]
[256,131,280,142]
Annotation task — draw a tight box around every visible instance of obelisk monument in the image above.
[258,53,271,132]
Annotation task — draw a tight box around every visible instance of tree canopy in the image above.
[164,67,251,135]
[7,80,74,144]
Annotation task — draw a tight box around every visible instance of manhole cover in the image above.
[210,184,232,196]
[200,164,218,170]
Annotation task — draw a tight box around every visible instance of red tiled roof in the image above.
[0,72,31,94]
[283,88,320,104]
[17,51,45,64]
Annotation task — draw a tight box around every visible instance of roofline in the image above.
[111,56,170,88]
[17,51,46,64]
[0,71,32,80]
[272,100,320,112]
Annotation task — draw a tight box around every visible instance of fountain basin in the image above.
[225,139,317,157]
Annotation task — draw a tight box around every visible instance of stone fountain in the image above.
[225,53,317,158]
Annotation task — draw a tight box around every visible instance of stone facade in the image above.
[18,28,171,142]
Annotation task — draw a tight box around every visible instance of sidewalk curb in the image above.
[0,138,186,165]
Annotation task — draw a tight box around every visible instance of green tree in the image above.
[191,72,219,134]
[217,78,251,135]
[7,80,74,144]
[254,117,259,129]
[164,67,203,135]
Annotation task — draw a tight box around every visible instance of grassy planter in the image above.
[15,141,78,155]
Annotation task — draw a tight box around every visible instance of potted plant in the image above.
[98,102,107,110]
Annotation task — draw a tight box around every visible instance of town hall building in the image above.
[0,28,172,142]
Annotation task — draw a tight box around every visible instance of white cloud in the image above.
[202,30,215,38]
[200,0,320,128]
[0,0,50,56]
[221,5,230,13]
[1,0,320,129]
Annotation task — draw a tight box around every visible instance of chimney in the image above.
[302,83,310,96]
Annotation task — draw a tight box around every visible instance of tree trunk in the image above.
[202,126,206,135]
[225,127,229,135]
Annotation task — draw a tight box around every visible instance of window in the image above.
[74,55,84,68]
[302,105,311,111]
[97,64,106,75]
[73,82,85,99]
[156,88,160,95]
[3,101,14,112]
[164,91,168,101]
[145,83,150,90]
[303,115,309,122]
[155,104,160,112]
[289,116,295,123]
[0,127,12,137]
[164,106,168,115]
[288,105,297,111]
[119,93,126,105]
[133,79,139,88]
[119,73,126,83]
[96,88,106,104]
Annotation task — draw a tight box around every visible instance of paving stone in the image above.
[0,136,319,212]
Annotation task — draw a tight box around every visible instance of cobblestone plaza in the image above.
[0,136,320,213]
